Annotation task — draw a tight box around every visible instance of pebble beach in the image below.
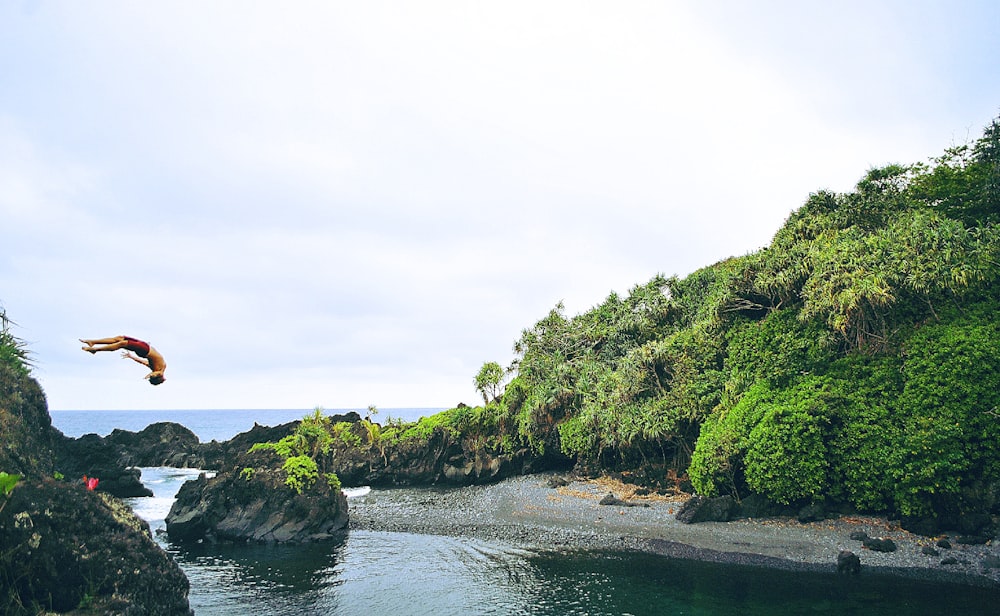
[348,472,1000,588]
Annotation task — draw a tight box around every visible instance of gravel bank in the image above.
[347,472,1000,587]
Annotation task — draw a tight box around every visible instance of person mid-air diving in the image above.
[81,335,167,385]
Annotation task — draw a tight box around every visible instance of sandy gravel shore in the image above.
[347,472,1000,587]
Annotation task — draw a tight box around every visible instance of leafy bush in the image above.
[743,380,831,504]
[332,421,362,447]
[0,307,31,377]
[893,311,1000,517]
[247,408,341,494]
[724,309,835,397]
[824,356,904,512]
[282,455,318,494]
[685,413,739,498]
[689,381,775,498]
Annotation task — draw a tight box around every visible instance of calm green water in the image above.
[164,532,1000,616]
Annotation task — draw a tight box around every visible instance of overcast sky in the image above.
[2,1,998,411]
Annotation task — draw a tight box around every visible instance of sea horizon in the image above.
[50,407,445,443]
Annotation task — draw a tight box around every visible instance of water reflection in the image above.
[168,539,346,614]
[163,533,1000,616]
[522,550,1000,616]
[166,531,540,616]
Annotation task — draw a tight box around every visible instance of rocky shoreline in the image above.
[347,472,1000,589]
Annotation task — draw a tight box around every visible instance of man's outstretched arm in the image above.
[121,350,150,367]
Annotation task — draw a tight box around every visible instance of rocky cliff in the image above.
[0,361,192,615]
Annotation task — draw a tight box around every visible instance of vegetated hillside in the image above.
[476,113,999,522]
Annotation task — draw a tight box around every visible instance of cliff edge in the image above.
[0,361,193,615]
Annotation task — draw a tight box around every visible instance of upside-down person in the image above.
[81,335,167,385]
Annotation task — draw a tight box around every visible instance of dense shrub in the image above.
[824,356,904,512]
[743,378,832,504]
[691,378,833,505]
[893,310,1000,517]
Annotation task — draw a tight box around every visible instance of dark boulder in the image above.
[107,421,202,467]
[598,492,649,508]
[0,478,192,615]
[546,475,571,488]
[956,534,991,545]
[675,495,739,524]
[837,550,861,575]
[53,432,152,497]
[166,468,348,543]
[956,512,995,537]
[849,530,869,541]
[900,515,940,537]
[738,493,785,519]
[862,537,897,552]
[797,502,826,524]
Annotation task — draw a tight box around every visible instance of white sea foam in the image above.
[343,486,371,499]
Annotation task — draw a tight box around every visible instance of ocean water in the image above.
[51,408,441,442]
[53,410,1000,615]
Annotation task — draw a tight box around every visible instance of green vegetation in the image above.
[281,455,319,494]
[479,113,1000,520]
[0,307,31,378]
[235,114,1000,521]
[0,472,18,515]
[0,473,17,497]
[474,362,505,405]
[250,408,341,494]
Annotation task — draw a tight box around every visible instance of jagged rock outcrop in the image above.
[327,421,567,488]
[196,416,349,471]
[0,478,192,614]
[0,361,57,478]
[0,361,192,614]
[50,411,566,492]
[108,421,203,467]
[165,469,348,543]
[54,432,153,497]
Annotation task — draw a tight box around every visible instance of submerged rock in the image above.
[837,550,861,575]
[166,468,348,543]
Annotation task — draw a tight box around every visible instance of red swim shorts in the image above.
[123,336,150,358]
